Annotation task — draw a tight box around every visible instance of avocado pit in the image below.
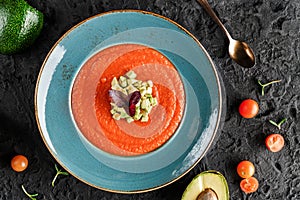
[197,188,218,200]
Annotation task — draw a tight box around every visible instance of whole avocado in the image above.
[0,0,44,54]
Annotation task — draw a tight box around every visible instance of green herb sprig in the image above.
[52,164,69,187]
[269,118,287,130]
[21,185,38,200]
[258,79,281,96]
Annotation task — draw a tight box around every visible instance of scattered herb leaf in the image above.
[269,118,287,130]
[108,90,130,107]
[52,164,69,187]
[258,80,281,96]
[21,185,38,200]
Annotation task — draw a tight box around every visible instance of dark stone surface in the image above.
[0,0,299,199]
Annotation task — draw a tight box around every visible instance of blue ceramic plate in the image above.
[35,10,223,193]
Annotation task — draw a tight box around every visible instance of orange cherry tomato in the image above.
[265,134,285,152]
[11,155,28,172]
[239,99,259,118]
[240,177,259,194]
[237,160,255,179]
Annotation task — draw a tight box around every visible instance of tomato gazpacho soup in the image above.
[71,44,185,156]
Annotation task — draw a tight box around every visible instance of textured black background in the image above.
[0,0,299,199]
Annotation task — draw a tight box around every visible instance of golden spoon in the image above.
[197,0,255,68]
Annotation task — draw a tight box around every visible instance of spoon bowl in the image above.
[197,0,255,68]
[229,39,255,68]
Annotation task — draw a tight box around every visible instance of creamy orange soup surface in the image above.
[71,44,185,156]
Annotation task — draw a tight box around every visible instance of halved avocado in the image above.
[182,170,229,200]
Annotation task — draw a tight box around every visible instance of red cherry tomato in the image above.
[237,160,255,179]
[239,99,259,118]
[11,155,28,172]
[240,177,259,194]
[265,134,285,152]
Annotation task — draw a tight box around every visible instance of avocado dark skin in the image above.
[0,0,44,54]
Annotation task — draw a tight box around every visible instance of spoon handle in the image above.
[196,0,232,40]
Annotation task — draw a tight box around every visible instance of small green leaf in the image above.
[55,164,59,171]
[60,171,69,176]
[258,79,281,96]
[52,164,69,187]
[21,185,38,200]
[278,118,287,127]
[269,120,278,126]
[269,118,286,130]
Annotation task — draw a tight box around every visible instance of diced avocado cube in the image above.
[112,113,121,120]
[135,100,141,107]
[147,106,152,113]
[127,78,138,85]
[122,89,128,95]
[111,77,119,88]
[126,117,134,123]
[141,99,151,110]
[145,94,152,98]
[140,88,147,96]
[145,99,151,109]
[113,106,120,112]
[116,107,128,118]
[112,85,127,95]
[146,87,152,94]
[115,107,125,114]
[134,81,143,88]
[126,84,138,94]
[141,96,146,101]
[141,114,149,122]
[151,97,158,106]
[141,82,148,87]
[135,106,140,114]
[126,70,137,79]
[134,113,142,120]
[141,100,146,109]
[110,109,116,114]
[119,76,128,88]
[133,107,142,120]
[119,76,127,82]
[139,86,146,91]
[120,112,129,119]
[147,80,154,87]
[120,81,127,88]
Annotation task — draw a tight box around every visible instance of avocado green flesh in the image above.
[0,0,44,54]
[182,170,229,200]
